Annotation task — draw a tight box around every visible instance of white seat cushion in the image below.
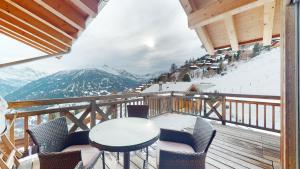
[62,145,101,169]
[156,141,195,166]
[17,154,39,169]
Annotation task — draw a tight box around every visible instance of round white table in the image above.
[89,118,160,169]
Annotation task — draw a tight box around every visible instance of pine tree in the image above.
[182,74,191,82]
[170,63,177,73]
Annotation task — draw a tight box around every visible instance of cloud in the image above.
[0,0,206,74]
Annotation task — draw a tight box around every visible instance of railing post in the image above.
[204,99,207,116]
[110,104,117,119]
[169,92,174,113]
[221,96,226,125]
[90,100,96,128]
[24,116,29,151]
[8,119,15,145]
[159,97,162,115]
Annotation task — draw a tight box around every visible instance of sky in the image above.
[0,0,206,74]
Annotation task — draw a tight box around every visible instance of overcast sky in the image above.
[0,0,206,74]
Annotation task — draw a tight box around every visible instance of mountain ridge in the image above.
[5,68,139,101]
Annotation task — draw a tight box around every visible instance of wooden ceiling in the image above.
[0,0,105,55]
[180,0,281,55]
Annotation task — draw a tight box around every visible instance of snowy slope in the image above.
[193,48,280,96]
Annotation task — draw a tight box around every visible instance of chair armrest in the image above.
[159,128,194,146]
[38,150,81,169]
[66,130,90,146]
[158,149,206,169]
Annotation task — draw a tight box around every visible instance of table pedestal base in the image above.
[124,152,130,169]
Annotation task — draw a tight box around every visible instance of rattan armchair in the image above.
[127,105,149,118]
[27,117,101,169]
[157,117,216,169]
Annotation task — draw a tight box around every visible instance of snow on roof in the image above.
[142,82,196,93]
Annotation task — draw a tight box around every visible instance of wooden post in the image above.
[8,119,15,145]
[221,96,226,125]
[170,92,174,113]
[37,115,42,125]
[204,99,207,116]
[90,101,96,128]
[24,116,29,151]
[281,0,297,168]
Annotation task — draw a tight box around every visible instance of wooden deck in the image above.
[93,122,281,169]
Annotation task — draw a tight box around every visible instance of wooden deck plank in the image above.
[210,145,272,169]
[93,122,280,169]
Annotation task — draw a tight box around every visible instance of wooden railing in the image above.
[4,91,280,153]
[171,92,281,132]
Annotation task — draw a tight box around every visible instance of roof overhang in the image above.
[0,0,107,55]
[180,0,281,55]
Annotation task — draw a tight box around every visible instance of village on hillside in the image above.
[133,39,280,94]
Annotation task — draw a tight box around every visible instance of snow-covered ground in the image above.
[152,113,196,130]
[193,48,280,96]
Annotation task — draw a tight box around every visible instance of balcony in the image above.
[5,91,281,169]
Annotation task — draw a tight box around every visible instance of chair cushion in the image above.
[156,141,195,166]
[62,145,101,169]
[17,154,39,169]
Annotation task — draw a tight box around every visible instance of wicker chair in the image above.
[127,105,149,118]
[27,117,101,169]
[157,117,216,169]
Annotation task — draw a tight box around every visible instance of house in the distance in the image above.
[142,82,201,114]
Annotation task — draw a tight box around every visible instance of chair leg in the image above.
[146,147,149,161]
[102,151,105,169]
[117,152,119,161]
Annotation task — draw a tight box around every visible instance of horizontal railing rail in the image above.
[4,91,280,155]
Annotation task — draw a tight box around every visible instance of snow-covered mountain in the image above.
[100,64,161,82]
[0,67,46,96]
[193,48,280,95]
[5,68,139,101]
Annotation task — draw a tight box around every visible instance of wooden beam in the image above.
[262,1,276,46]
[0,30,52,54]
[8,0,78,40]
[0,20,62,53]
[70,0,98,17]
[35,0,86,31]
[0,28,54,54]
[224,15,239,51]
[179,0,197,14]
[0,1,73,47]
[0,14,69,52]
[195,26,215,55]
[188,0,274,29]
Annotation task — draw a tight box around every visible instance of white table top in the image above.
[89,118,160,151]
